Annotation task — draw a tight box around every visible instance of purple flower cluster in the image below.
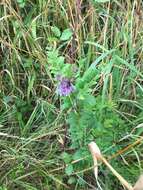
[57,77,74,96]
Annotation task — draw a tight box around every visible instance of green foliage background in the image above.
[0,0,143,189]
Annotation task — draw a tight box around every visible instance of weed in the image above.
[0,0,143,189]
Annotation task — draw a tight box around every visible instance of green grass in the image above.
[0,0,143,189]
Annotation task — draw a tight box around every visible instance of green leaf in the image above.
[68,177,76,184]
[85,41,109,52]
[31,20,37,39]
[51,26,61,37]
[84,95,96,107]
[61,97,72,110]
[61,64,73,77]
[17,0,25,8]
[115,55,143,78]
[65,164,73,176]
[79,49,115,87]
[27,73,36,101]
[3,96,13,104]
[48,36,58,43]
[102,60,113,102]
[0,187,8,190]
[61,152,72,164]
[60,28,73,41]
[73,150,83,160]
[77,177,86,185]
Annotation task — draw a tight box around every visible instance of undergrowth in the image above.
[0,0,143,189]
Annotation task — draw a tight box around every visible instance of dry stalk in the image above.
[88,142,134,190]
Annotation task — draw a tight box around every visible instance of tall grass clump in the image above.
[0,0,143,189]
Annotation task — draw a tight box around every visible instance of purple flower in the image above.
[57,77,74,96]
